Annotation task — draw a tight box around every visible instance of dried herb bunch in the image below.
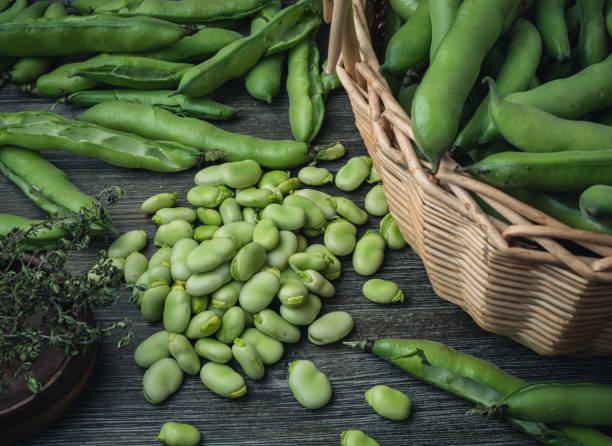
[0,188,132,394]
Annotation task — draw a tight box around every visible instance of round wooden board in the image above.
[0,309,97,445]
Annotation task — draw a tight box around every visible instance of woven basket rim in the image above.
[335,0,612,283]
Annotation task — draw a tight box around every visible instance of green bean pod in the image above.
[287,33,325,143]
[95,0,271,23]
[157,422,200,446]
[176,0,323,97]
[488,382,612,426]
[79,101,313,169]
[381,0,431,74]
[535,0,570,61]
[411,0,517,172]
[578,0,609,67]
[63,90,238,121]
[0,15,187,57]
[455,18,542,150]
[429,0,460,60]
[0,111,220,172]
[479,54,612,144]
[29,60,100,97]
[485,78,612,154]
[130,27,242,62]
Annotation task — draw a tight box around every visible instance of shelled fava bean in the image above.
[122,157,407,411]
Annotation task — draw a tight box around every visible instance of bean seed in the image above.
[241,328,284,365]
[239,268,281,313]
[335,156,372,191]
[341,430,380,446]
[295,189,336,219]
[280,293,322,326]
[298,166,333,186]
[152,207,197,225]
[163,285,192,333]
[232,338,265,380]
[193,225,219,242]
[155,220,193,247]
[194,164,224,186]
[277,278,308,307]
[288,360,332,409]
[221,159,262,188]
[327,197,367,225]
[253,218,280,251]
[297,269,335,297]
[108,229,146,258]
[305,244,341,280]
[186,237,239,273]
[258,170,290,187]
[231,242,267,281]
[219,197,242,224]
[261,203,306,231]
[236,187,282,208]
[124,251,148,284]
[187,185,233,208]
[196,207,222,226]
[308,311,354,345]
[365,385,412,421]
[168,333,201,375]
[185,311,221,339]
[364,184,388,216]
[283,194,326,230]
[214,221,255,245]
[267,230,298,270]
[143,358,183,405]
[362,279,404,304]
[186,263,232,296]
[170,238,198,282]
[157,422,201,446]
[141,192,177,214]
[200,362,246,399]
[380,213,407,250]
[216,306,247,344]
[134,330,169,368]
[324,219,357,256]
[141,281,171,322]
[353,231,385,276]
[194,337,233,364]
[210,280,243,310]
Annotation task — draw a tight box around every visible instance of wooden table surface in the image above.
[2,27,612,446]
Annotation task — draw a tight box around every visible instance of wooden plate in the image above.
[0,307,97,445]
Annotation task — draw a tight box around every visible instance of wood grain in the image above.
[1,24,612,446]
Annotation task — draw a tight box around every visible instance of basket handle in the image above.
[327,0,360,77]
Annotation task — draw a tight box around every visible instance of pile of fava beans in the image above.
[384,0,612,235]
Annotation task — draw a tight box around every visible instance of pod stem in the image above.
[343,339,372,352]
[198,150,225,164]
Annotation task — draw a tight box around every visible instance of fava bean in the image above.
[191,295,208,315]
[141,192,177,214]
[236,187,282,208]
[163,285,192,334]
[232,338,265,380]
[194,164,224,186]
[222,159,262,188]
[170,238,198,282]
[216,306,247,344]
[267,230,298,270]
[231,242,267,281]
[305,244,341,280]
[278,279,308,307]
[186,263,232,296]
[143,358,183,405]
[353,231,385,276]
[108,229,146,258]
[141,281,171,322]
[157,422,201,446]
[241,328,284,365]
[219,198,242,224]
[193,225,218,242]
[185,311,221,339]
[314,142,345,161]
[277,177,301,196]
[364,185,389,216]
[324,219,357,256]
[134,330,170,368]
[153,207,197,225]
[380,213,407,250]
[211,281,243,310]
[280,293,322,326]
[289,251,331,273]
[363,279,404,304]
[365,385,412,420]
[187,185,233,208]
[254,309,301,343]
[149,248,171,268]
[242,207,260,224]
[308,311,354,345]
[200,362,246,399]
[295,189,336,219]
[186,237,240,273]
[367,164,382,184]
[341,430,380,446]
[253,218,280,251]
[194,338,233,364]
[261,203,306,231]
[214,221,255,245]
[196,208,222,226]
[283,194,326,230]
[335,156,372,191]
[296,234,308,252]
[155,220,193,247]
[239,268,281,313]
[288,360,332,409]
[327,197,367,225]
[168,333,201,375]
[298,166,333,186]
[297,269,335,297]
[258,170,290,187]
[124,251,149,284]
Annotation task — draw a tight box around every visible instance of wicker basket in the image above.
[325,0,612,356]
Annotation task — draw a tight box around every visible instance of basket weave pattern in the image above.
[334,0,612,356]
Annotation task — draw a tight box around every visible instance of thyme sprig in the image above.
[0,187,132,394]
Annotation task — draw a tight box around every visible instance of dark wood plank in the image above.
[1,18,611,446]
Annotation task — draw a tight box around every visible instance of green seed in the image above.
[296,234,308,252]
[231,241,267,281]
[185,259,231,295]
[149,247,172,268]
[163,284,192,333]
[289,251,331,273]
[187,185,233,208]
[124,251,148,284]
[142,358,183,405]
[254,309,301,343]
[185,310,221,339]
[324,219,357,256]
[157,422,201,446]
[364,184,389,216]
[365,384,412,421]
[108,229,147,258]
[211,280,243,310]
[170,238,198,282]
[367,164,382,183]
[194,164,224,186]
[216,306,247,344]
[193,225,219,242]
[221,159,262,188]
[335,156,372,191]
[141,192,177,214]
[214,221,255,245]
[258,170,290,187]
[141,281,171,322]
[261,203,306,231]
[253,218,280,251]
[200,362,246,399]
[297,269,335,298]
[277,278,308,307]
[380,213,407,250]
[152,207,197,225]
[327,197,368,225]
[218,197,242,224]
[305,244,341,280]
[288,359,332,409]
[242,206,260,224]
[362,279,404,304]
[315,142,345,161]
[196,207,223,226]
[239,268,281,313]
[154,220,193,247]
[267,230,298,270]
[236,187,282,208]
[241,327,284,366]
[134,330,169,368]
[232,337,265,380]
[280,293,322,326]
[341,430,380,446]
[168,333,201,375]
[353,231,385,276]
[282,194,326,230]
[294,189,336,219]
[186,237,240,273]
[194,337,233,364]
[298,166,333,186]
[308,311,354,345]
[190,295,208,315]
